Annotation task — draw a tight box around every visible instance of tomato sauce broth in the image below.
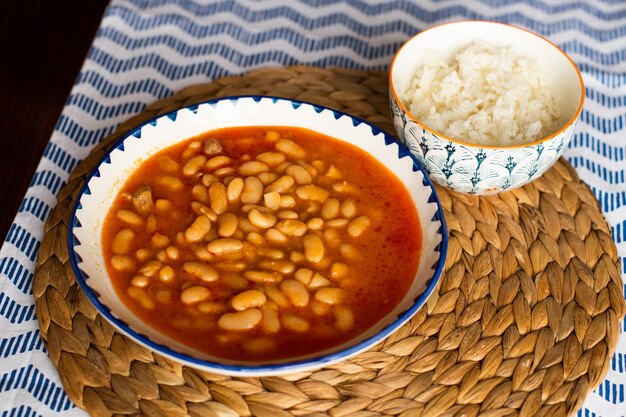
[102,126,421,361]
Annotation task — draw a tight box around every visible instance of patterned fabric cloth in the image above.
[1,1,624,416]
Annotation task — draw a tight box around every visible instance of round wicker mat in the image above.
[34,66,625,417]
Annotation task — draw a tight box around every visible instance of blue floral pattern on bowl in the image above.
[390,93,576,195]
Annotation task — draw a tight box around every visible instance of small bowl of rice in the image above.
[389,21,585,194]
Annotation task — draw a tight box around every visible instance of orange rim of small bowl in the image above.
[389,20,586,150]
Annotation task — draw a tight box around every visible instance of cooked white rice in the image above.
[402,41,564,146]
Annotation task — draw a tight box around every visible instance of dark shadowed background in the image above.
[0,0,109,241]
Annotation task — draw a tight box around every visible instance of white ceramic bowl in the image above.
[68,96,448,376]
[390,21,585,195]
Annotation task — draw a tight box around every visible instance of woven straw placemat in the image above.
[34,66,625,417]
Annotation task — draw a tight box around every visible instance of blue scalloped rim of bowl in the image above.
[67,95,449,375]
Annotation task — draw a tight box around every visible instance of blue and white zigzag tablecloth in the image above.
[1,1,625,416]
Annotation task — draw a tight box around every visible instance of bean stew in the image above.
[102,127,421,361]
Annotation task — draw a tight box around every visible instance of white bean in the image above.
[266,175,295,193]
[190,202,217,221]
[183,261,218,282]
[265,228,288,244]
[183,155,207,176]
[248,209,277,229]
[348,215,371,237]
[298,160,317,176]
[259,260,294,274]
[209,182,228,214]
[341,199,357,218]
[306,218,324,230]
[280,280,309,307]
[265,285,289,308]
[156,176,183,191]
[238,217,261,233]
[156,250,168,263]
[275,139,305,159]
[275,219,307,236]
[157,156,179,174]
[294,268,313,286]
[282,314,309,332]
[321,199,340,220]
[218,309,262,331]
[198,301,226,314]
[192,184,209,203]
[280,195,296,208]
[215,261,245,272]
[131,275,149,288]
[181,286,211,305]
[184,215,212,243]
[311,299,331,316]
[239,161,269,176]
[159,265,175,282]
[243,270,280,283]
[217,213,238,237]
[205,155,232,170]
[183,141,202,158]
[274,161,291,175]
[257,248,285,259]
[138,260,161,276]
[241,177,263,204]
[323,228,340,247]
[155,199,173,212]
[334,305,354,331]
[330,263,349,280]
[303,234,324,263]
[315,287,343,304]
[257,172,279,185]
[112,229,134,254]
[256,151,286,166]
[286,164,312,185]
[117,210,143,226]
[290,251,305,263]
[127,287,154,309]
[227,177,244,202]
[166,245,179,260]
[136,248,152,261]
[207,238,243,254]
[194,245,214,261]
[305,202,321,215]
[146,215,157,234]
[231,290,266,311]
[296,185,329,202]
[326,219,349,228]
[246,232,265,246]
[242,204,272,214]
[202,174,219,187]
[214,166,236,177]
[151,232,170,248]
[311,160,325,172]
[277,210,298,220]
[261,307,280,333]
[263,192,281,211]
[309,273,331,289]
[326,164,342,179]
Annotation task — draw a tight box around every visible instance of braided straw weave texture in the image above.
[34,66,625,417]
